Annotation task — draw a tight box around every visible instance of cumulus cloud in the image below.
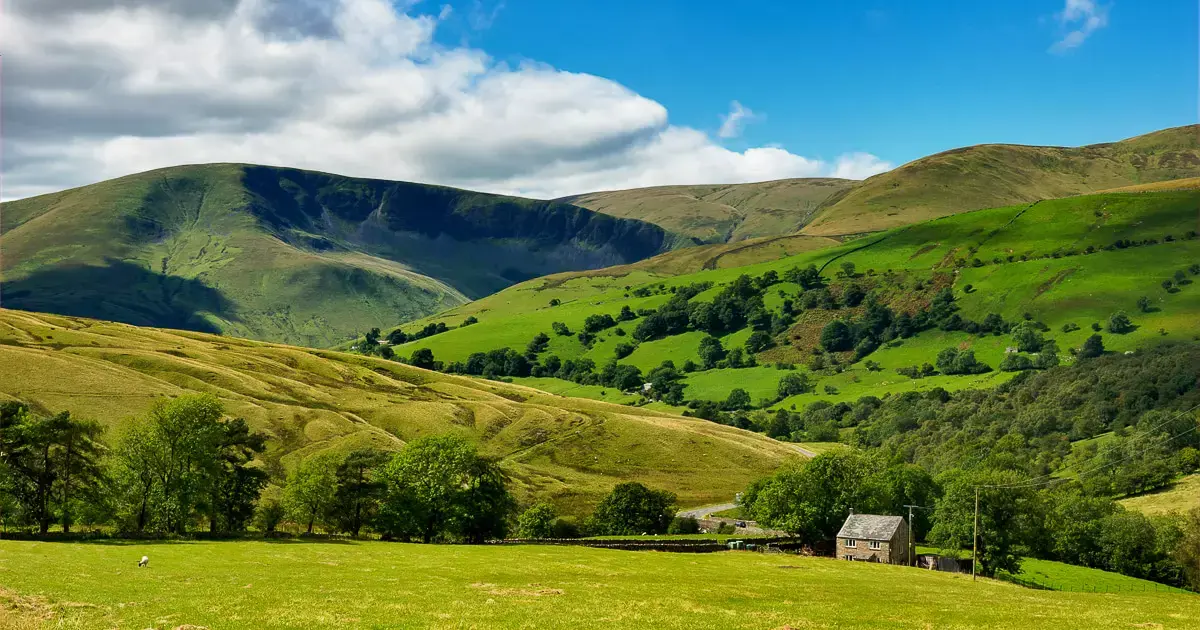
[717,101,759,139]
[1050,0,1109,53]
[1,0,892,201]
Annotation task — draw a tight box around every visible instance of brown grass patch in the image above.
[470,583,564,597]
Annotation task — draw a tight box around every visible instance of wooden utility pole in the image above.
[972,487,979,582]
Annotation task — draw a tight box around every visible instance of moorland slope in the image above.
[0,308,802,513]
[1,164,683,346]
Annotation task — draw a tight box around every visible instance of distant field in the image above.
[1121,474,1200,515]
[1,540,1196,629]
[389,188,1200,414]
[1005,557,1192,594]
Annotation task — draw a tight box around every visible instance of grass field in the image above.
[0,309,805,515]
[1,540,1196,629]
[1004,557,1192,594]
[1120,474,1200,516]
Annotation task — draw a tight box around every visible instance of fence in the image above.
[497,536,804,553]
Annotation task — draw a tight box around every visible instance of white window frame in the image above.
[869,540,882,550]
[845,538,857,548]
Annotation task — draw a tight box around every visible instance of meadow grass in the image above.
[1120,474,1200,516]
[0,539,1196,629]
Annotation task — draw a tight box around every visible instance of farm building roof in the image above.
[837,514,905,541]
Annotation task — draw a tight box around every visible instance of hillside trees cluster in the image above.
[0,396,517,543]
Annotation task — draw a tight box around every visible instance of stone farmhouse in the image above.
[836,512,909,564]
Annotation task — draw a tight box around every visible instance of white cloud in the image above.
[717,101,759,139]
[1051,0,1109,53]
[1,0,892,201]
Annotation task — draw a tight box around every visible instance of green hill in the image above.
[1,164,683,346]
[561,126,1200,244]
[378,188,1200,412]
[562,178,857,243]
[0,308,802,514]
[804,124,1200,235]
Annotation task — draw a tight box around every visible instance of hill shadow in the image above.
[1,259,237,333]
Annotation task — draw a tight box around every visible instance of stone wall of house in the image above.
[837,528,909,565]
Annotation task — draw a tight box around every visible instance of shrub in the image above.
[613,342,635,359]
[667,516,701,535]
[1079,334,1105,359]
[819,320,854,352]
[551,322,571,336]
[716,522,736,535]
[517,503,558,539]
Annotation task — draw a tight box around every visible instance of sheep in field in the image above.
[138,555,149,568]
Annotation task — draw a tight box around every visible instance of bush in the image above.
[1079,334,1105,359]
[551,322,571,336]
[667,516,701,535]
[517,503,557,539]
[745,331,774,353]
[777,372,812,397]
[613,342,635,359]
[820,320,854,352]
[716,522,737,535]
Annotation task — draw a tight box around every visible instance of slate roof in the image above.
[837,514,905,541]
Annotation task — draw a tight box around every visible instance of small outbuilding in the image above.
[836,512,909,565]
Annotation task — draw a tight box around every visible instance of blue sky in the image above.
[6,0,1196,199]
[437,0,1198,167]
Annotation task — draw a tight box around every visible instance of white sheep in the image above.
[138,555,149,568]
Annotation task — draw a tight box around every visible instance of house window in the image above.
[869,540,881,550]
[843,555,854,561]
[844,538,856,548]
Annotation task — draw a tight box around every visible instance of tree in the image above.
[588,482,676,536]
[0,405,107,534]
[930,469,1040,577]
[613,342,635,359]
[1137,296,1152,313]
[284,454,339,534]
[1079,334,1105,359]
[745,330,774,354]
[698,336,726,369]
[1108,311,1134,334]
[1011,321,1044,353]
[840,261,856,278]
[517,502,558,539]
[141,394,227,534]
[777,372,812,398]
[724,388,752,411]
[842,283,866,307]
[551,322,572,336]
[207,417,268,533]
[743,450,885,542]
[378,435,513,543]
[526,332,550,355]
[331,449,391,536]
[1176,508,1200,590]
[410,348,435,370]
[819,320,854,353]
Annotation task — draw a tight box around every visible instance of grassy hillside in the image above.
[380,188,1200,413]
[0,308,803,514]
[1,165,681,346]
[1120,474,1200,516]
[804,125,1200,235]
[563,178,856,243]
[3,540,1196,629]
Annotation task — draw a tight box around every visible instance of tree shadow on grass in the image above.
[1,258,238,333]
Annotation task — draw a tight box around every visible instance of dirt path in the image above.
[676,502,738,519]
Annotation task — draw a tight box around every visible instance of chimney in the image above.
[849,508,855,515]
